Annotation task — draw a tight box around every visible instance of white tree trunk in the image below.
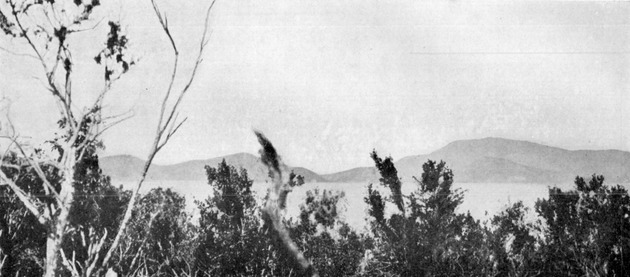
[43,160,75,277]
[44,227,63,277]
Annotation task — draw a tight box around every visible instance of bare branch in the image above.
[100,0,216,269]
[68,17,104,33]
[8,0,50,74]
[156,117,187,152]
[84,228,109,277]
[128,203,164,273]
[60,249,80,277]
[2,113,63,203]
[92,110,135,140]
[0,45,38,59]
[159,0,216,132]
[0,168,48,225]
[151,0,179,138]
[9,0,76,134]
[12,140,63,203]
[0,134,18,161]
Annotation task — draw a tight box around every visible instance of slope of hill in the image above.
[152,152,269,181]
[291,167,328,183]
[396,137,630,184]
[321,167,379,183]
[99,155,156,181]
[101,137,630,185]
[101,153,325,183]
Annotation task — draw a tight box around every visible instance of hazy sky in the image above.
[1,0,628,173]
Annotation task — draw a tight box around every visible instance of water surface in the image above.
[119,180,629,231]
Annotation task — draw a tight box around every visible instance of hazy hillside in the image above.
[101,153,325,183]
[321,167,379,183]
[101,137,630,184]
[396,138,630,184]
[291,167,328,183]
[99,155,151,181]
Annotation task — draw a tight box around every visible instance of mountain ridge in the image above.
[100,137,630,184]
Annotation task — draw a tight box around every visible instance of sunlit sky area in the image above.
[1,0,628,173]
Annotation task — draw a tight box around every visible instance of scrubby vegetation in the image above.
[2,1,625,275]
[2,143,629,276]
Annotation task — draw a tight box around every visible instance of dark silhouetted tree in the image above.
[194,160,266,276]
[364,152,492,276]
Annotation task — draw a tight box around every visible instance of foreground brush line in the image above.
[2,130,629,276]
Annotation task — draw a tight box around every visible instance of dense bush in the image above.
[194,160,266,276]
[0,153,48,276]
[116,187,195,276]
[289,188,368,277]
[488,201,541,276]
[485,175,630,277]
[361,151,630,277]
[193,160,366,276]
[535,175,630,276]
[362,151,493,276]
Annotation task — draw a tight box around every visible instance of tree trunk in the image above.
[44,228,62,277]
[43,166,75,277]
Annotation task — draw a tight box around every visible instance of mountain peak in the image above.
[395,137,630,184]
[445,137,544,149]
[227,152,258,159]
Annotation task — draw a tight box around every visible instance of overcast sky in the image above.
[1,0,628,173]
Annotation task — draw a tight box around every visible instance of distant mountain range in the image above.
[100,152,327,183]
[100,137,630,184]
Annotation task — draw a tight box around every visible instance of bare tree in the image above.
[0,0,215,276]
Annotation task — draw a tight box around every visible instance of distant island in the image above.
[101,137,630,184]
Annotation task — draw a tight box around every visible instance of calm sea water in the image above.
[119,180,629,231]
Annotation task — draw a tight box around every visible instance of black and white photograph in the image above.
[0,0,628,276]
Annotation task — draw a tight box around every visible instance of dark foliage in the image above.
[0,154,48,276]
[116,188,194,276]
[94,21,134,81]
[535,175,630,276]
[194,159,266,276]
[61,148,130,276]
[364,153,493,276]
[4,132,630,277]
[370,150,404,213]
[292,188,367,277]
[489,201,540,276]
[193,160,366,277]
